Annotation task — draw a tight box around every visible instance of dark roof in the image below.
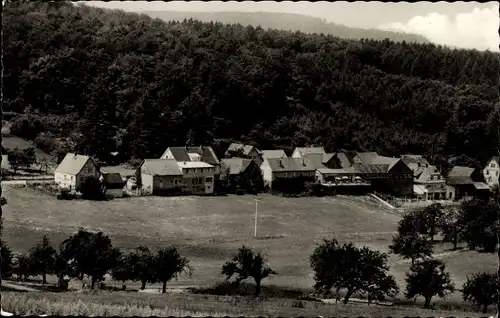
[100,166,136,178]
[55,153,94,175]
[334,152,352,168]
[352,163,391,174]
[165,146,219,165]
[473,182,490,190]
[415,165,444,183]
[266,158,316,172]
[221,158,253,175]
[101,172,125,185]
[355,152,380,164]
[225,143,257,156]
[141,159,183,176]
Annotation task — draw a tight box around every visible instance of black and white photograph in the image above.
[0,0,499,316]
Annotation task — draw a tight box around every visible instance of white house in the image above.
[54,153,100,191]
[483,157,499,188]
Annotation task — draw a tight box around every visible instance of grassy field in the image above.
[1,291,486,317]
[1,184,497,314]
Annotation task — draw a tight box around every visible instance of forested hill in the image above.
[141,10,431,44]
[3,1,499,170]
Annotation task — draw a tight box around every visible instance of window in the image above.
[206,177,213,183]
[491,163,496,168]
[486,170,490,175]
[497,171,499,177]
[174,179,178,185]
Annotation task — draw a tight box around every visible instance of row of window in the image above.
[185,167,215,173]
[159,177,214,186]
[485,170,499,176]
[275,171,314,178]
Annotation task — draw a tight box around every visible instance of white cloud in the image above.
[377,4,499,52]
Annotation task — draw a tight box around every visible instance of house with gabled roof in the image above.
[401,154,431,178]
[446,166,489,201]
[221,158,263,193]
[260,149,287,161]
[160,145,221,174]
[224,143,262,166]
[483,156,500,188]
[140,158,217,196]
[413,165,447,200]
[292,147,326,159]
[260,157,316,192]
[54,153,100,191]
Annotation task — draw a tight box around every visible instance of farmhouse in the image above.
[160,145,221,174]
[401,154,431,177]
[259,149,287,161]
[446,166,490,201]
[221,158,262,193]
[350,154,414,197]
[413,165,447,200]
[291,147,326,159]
[260,157,316,191]
[483,157,499,188]
[54,153,100,191]
[177,161,216,195]
[224,143,262,166]
[139,159,183,195]
[100,166,136,182]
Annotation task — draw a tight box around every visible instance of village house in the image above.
[483,157,499,189]
[342,152,414,197]
[139,159,184,195]
[224,143,262,166]
[446,166,490,201]
[54,153,100,192]
[259,149,287,161]
[401,154,431,178]
[413,165,447,200]
[160,146,221,174]
[291,147,326,159]
[220,158,263,193]
[140,159,216,196]
[260,157,316,191]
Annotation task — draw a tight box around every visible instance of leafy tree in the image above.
[21,147,36,169]
[420,203,444,241]
[27,235,57,284]
[0,240,14,279]
[59,228,93,280]
[458,199,498,252]
[12,253,35,281]
[80,176,106,200]
[310,238,399,304]
[7,148,23,173]
[129,245,156,290]
[389,213,434,264]
[437,207,463,250]
[222,245,277,297]
[111,253,133,291]
[462,272,498,314]
[153,246,192,294]
[405,259,455,309]
[84,232,121,289]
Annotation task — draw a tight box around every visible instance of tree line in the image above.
[1,198,499,314]
[3,1,499,170]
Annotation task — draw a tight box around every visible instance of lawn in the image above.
[1,184,497,313]
[1,291,486,317]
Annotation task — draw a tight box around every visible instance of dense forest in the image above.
[142,11,431,44]
[3,1,499,169]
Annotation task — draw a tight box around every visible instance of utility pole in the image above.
[254,199,259,238]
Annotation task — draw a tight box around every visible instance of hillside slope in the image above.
[3,2,499,168]
[142,10,431,44]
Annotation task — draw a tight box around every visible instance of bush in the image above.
[34,132,57,154]
[10,115,44,140]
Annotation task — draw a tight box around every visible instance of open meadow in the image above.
[1,184,497,313]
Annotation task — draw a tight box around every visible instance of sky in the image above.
[85,1,499,52]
